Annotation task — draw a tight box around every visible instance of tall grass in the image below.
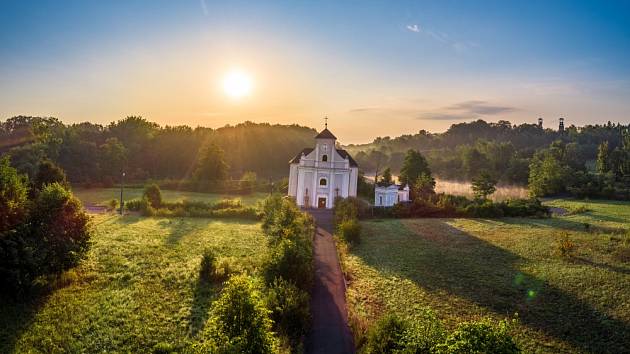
[435,179,528,201]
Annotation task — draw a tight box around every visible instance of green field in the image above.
[0,215,267,353]
[344,199,630,353]
[73,187,268,207]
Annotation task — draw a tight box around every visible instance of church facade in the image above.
[288,127,359,209]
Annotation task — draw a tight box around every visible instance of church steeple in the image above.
[315,116,336,140]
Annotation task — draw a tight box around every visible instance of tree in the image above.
[471,172,497,200]
[380,167,393,186]
[399,150,431,187]
[414,173,436,201]
[194,143,229,181]
[201,275,277,353]
[143,183,162,208]
[528,152,570,197]
[0,157,28,232]
[34,159,68,191]
[240,171,257,194]
[596,141,611,174]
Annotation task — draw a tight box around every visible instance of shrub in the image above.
[124,198,143,211]
[500,198,550,218]
[400,309,446,353]
[107,199,119,212]
[263,237,313,291]
[464,199,504,218]
[199,249,218,282]
[555,233,576,259]
[0,156,29,233]
[266,278,311,345]
[34,159,68,191]
[436,318,520,353]
[143,183,162,208]
[364,314,408,354]
[338,218,361,245]
[199,275,277,354]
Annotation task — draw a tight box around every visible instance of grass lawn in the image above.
[0,215,267,353]
[73,187,268,207]
[344,199,630,353]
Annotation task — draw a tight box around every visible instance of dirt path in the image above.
[305,209,355,354]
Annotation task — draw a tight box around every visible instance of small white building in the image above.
[375,184,410,207]
[288,126,359,209]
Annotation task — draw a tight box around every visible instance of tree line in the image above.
[0,116,317,187]
[348,119,628,186]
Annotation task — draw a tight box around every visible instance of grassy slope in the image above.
[344,199,630,353]
[73,187,268,207]
[0,215,267,353]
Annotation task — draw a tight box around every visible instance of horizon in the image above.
[2,1,630,144]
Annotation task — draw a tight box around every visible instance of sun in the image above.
[223,70,253,99]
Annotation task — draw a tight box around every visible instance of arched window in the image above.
[319,178,327,186]
[322,154,328,162]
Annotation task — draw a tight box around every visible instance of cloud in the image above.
[406,24,420,33]
[348,100,516,122]
[446,100,516,115]
[406,23,478,53]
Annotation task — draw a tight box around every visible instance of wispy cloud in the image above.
[349,99,517,122]
[406,24,420,33]
[405,23,478,53]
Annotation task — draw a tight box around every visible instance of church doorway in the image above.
[317,197,327,209]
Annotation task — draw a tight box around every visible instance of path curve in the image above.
[305,209,355,354]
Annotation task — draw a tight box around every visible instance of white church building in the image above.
[288,126,359,209]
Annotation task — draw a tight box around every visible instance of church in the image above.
[288,124,359,209]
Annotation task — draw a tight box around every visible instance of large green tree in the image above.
[194,143,229,181]
[399,149,431,187]
[0,157,28,232]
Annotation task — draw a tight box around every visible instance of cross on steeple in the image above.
[324,116,328,129]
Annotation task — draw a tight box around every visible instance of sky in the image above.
[1,0,629,144]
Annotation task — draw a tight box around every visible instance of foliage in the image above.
[555,232,576,259]
[528,150,570,197]
[240,171,257,194]
[266,278,311,346]
[596,141,610,174]
[0,180,91,294]
[33,159,68,191]
[199,275,277,354]
[364,314,408,354]
[471,172,497,200]
[414,172,436,201]
[338,219,361,245]
[399,149,431,187]
[379,167,393,186]
[193,143,229,182]
[263,237,313,291]
[199,248,218,282]
[436,318,520,354]
[143,183,162,208]
[0,156,29,232]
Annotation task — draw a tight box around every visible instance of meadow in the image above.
[343,199,630,353]
[0,215,267,353]
[435,179,529,201]
[74,187,268,207]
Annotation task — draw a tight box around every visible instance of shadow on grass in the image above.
[0,295,46,353]
[188,275,222,337]
[499,216,626,234]
[356,219,630,353]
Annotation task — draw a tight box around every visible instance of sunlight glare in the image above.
[223,70,253,99]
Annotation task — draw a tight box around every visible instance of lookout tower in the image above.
[559,117,565,133]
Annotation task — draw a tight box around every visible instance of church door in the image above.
[317,197,327,209]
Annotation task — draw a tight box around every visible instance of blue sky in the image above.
[1,0,629,142]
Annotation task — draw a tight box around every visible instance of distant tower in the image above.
[558,117,565,133]
[538,117,543,129]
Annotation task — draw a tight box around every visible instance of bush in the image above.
[266,278,311,345]
[152,342,175,354]
[199,249,218,282]
[555,233,576,259]
[500,198,550,218]
[143,183,162,208]
[436,318,520,353]
[199,275,277,354]
[124,198,146,212]
[464,200,504,218]
[338,219,361,245]
[0,156,29,232]
[107,199,119,212]
[263,237,313,291]
[364,314,408,354]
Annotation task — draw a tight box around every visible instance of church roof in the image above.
[288,147,358,167]
[315,128,337,140]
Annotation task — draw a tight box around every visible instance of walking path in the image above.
[305,209,355,354]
